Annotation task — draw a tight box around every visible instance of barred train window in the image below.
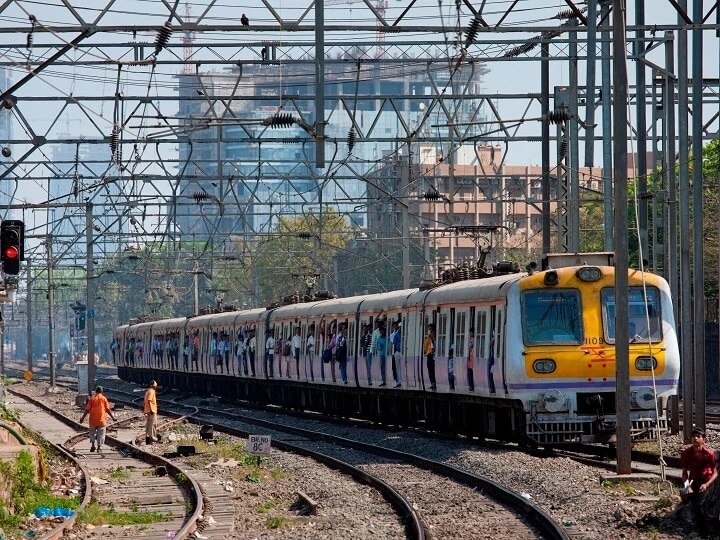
[455,311,467,357]
[437,313,448,357]
[522,289,583,345]
[476,310,488,358]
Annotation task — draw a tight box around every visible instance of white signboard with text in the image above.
[248,434,271,456]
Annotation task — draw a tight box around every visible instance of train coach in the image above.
[115,252,680,445]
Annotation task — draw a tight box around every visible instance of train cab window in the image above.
[522,289,583,345]
[601,287,662,343]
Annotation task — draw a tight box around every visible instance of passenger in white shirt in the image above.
[305,330,316,381]
[291,327,302,378]
[265,330,275,378]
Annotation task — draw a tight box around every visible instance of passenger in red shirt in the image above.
[79,386,116,453]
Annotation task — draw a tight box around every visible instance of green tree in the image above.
[252,209,352,305]
[701,139,720,295]
[334,236,429,295]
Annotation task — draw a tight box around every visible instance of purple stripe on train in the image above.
[506,379,678,390]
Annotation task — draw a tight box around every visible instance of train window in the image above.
[476,310,489,358]
[348,321,355,354]
[438,313,448,356]
[455,311,467,357]
[602,287,662,343]
[522,289,583,345]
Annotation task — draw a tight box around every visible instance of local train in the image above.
[115,252,680,445]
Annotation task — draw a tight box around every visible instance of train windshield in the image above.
[522,289,583,345]
[601,287,662,343]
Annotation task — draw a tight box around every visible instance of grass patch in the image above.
[0,450,79,530]
[270,467,285,480]
[108,467,131,481]
[266,516,285,529]
[77,500,170,526]
[258,500,277,513]
[0,403,21,423]
[176,438,268,469]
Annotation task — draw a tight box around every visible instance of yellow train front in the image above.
[505,258,680,445]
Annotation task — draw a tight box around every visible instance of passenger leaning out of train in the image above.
[292,327,302,378]
[680,426,718,532]
[265,329,275,378]
[424,324,436,391]
[335,324,348,384]
[144,380,159,445]
[361,324,373,385]
[305,326,315,381]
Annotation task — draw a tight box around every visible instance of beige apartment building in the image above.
[367,145,607,276]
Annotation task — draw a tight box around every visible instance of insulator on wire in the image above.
[559,139,568,160]
[556,6,587,19]
[193,191,210,203]
[26,15,36,50]
[464,14,482,49]
[555,8,576,19]
[262,113,296,128]
[541,29,563,40]
[504,42,537,57]
[546,109,573,124]
[423,189,442,201]
[154,21,172,56]
[297,232,312,239]
[347,127,356,153]
[109,124,120,160]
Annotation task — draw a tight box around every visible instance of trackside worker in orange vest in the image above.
[80,386,116,453]
[144,380,159,444]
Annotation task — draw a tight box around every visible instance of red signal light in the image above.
[3,246,19,260]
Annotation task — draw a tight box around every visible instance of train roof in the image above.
[411,272,526,306]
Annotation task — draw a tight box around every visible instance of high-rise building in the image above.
[175,59,488,241]
[48,139,125,257]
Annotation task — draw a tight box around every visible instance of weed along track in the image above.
[4,384,211,539]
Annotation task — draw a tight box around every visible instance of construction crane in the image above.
[182,1,195,73]
[324,0,388,58]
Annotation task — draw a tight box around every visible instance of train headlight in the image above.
[632,387,656,410]
[576,267,602,282]
[543,270,559,286]
[635,356,658,371]
[542,390,565,413]
[533,358,556,374]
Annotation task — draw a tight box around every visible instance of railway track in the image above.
[94,380,569,540]
[10,362,693,537]
[5,385,208,539]
[7,365,570,538]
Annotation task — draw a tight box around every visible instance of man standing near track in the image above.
[144,380,159,445]
[79,386,116,453]
[680,427,717,534]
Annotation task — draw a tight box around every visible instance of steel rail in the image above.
[106,385,566,540]
[6,387,205,540]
